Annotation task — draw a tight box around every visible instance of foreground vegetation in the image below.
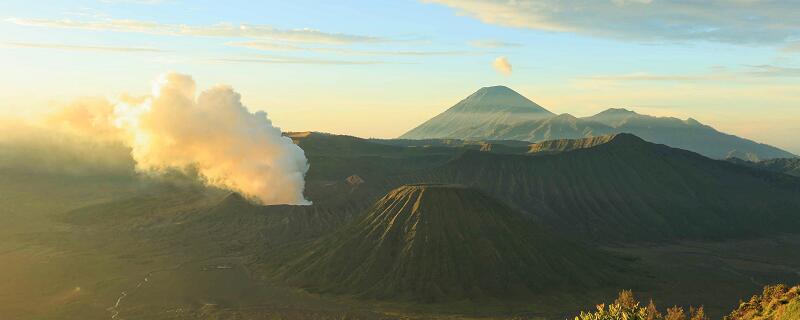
[577,285,800,320]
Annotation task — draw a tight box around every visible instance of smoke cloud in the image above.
[51,72,311,205]
[0,120,135,177]
[492,56,512,76]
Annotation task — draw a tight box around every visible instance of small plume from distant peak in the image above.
[52,72,311,205]
[492,56,512,75]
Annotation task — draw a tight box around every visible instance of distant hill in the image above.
[267,184,633,302]
[527,134,619,154]
[394,134,800,242]
[400,87,795,160]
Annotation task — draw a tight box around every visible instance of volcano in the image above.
[269,184,631,302]
[400,86,555,140]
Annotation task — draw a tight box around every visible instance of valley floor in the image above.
[2,215,798,320]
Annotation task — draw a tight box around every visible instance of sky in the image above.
[1,0,799,153]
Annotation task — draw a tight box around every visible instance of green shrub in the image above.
[575,290,705,320]
[576,285,800,320]
[724,284,800,320]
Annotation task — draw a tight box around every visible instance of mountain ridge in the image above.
[400,86,795,160]
[390,133,800,242]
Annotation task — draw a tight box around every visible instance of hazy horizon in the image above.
[1,0,799,154]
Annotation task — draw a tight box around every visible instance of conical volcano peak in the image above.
[473,85,518,95]
[455,86,552,114]
[375,184,489,219]
[377,184,490,209]
[399,86,554,139]
[387,183,469,194]
[395,182,467,188]
[375,184,487,221]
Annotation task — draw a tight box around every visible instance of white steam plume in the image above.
[56,72,311,205]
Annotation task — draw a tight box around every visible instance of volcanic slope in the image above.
[399,85,555,140]
[394,134,800,242]
[267,184,633,302]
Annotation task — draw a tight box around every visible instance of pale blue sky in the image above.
[1,0,799,153]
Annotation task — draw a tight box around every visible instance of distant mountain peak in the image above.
[591,108,705,125]
[608,107,636,114]
[453,85,552,114]
[593,108,639,116]
[685,117,702,126]
[474,85,516,94]
[399,86,554,139]
[553,113,579,120]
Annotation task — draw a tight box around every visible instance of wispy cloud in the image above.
[583,65,800,84]
[5,42,165,53]
[214,54,385,65]
[745,65,800,78]
[585,72,724,82]
[424,0,800,45]
[781,42,800,53]
[468,39,521,48]
[6,17,383,45]
[227,41,473,56]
